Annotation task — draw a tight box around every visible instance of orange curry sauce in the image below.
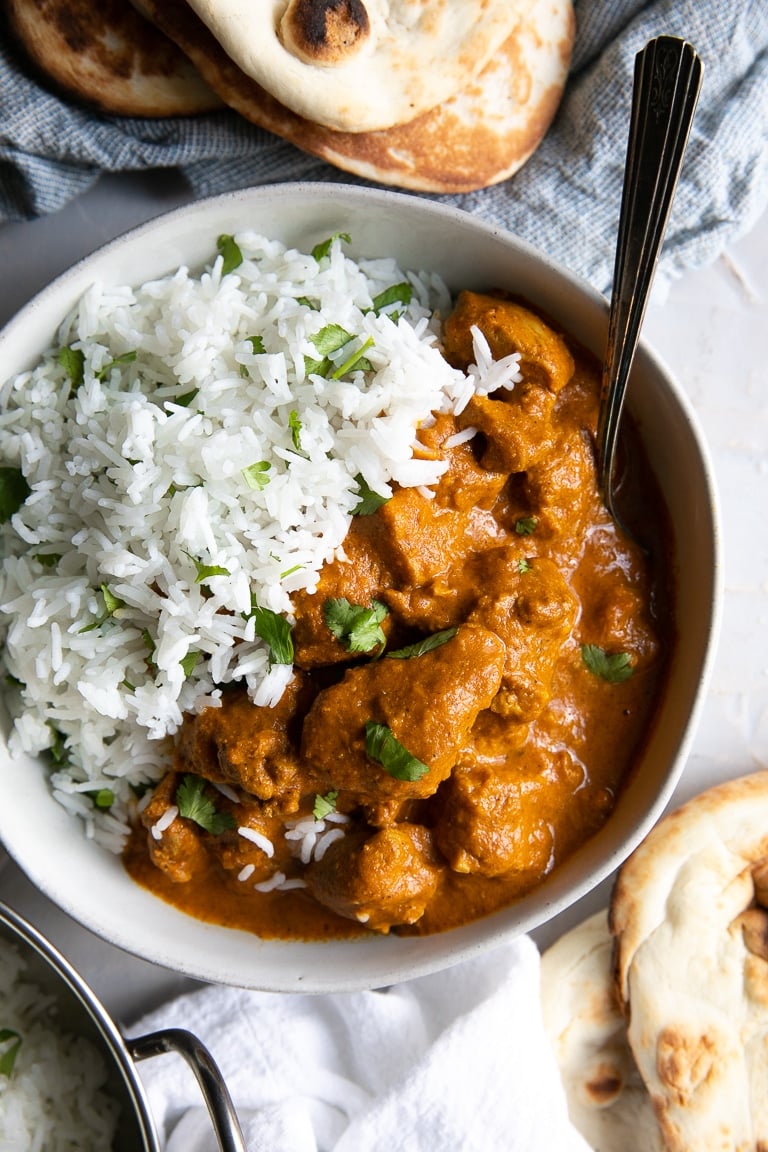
[124,291,672,940]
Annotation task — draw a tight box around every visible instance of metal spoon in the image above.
[597,36,704,523]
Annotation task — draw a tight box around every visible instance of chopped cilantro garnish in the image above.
[176,774,236,835]
[364,721,429,782]
[386,627,457,660]
[142,629,156,666]
[171,389,198,408]
[184,551,231,583]
[296,296,319,310]
[46,725,69,767]
[97,350,137,380]
[0,467,30,523]
[311,232,351,262]
[304,323,359,377]
[34,552,61,568]
[313,790,338,820]
[242,461,271,490]
[288,409,303,451]
[351,474,389,516]
[180,650,200,679]
[514,516,538,536]
[304,355,330,377]
[0,1029,22,1078]
[581,644,634,683]
[217,233,243,275]
[517,557,532,574]
[246,334,266,354]
[368,282,413,314]
[57,345,85,394]
[280,563,303,578]
[89,788,114,809]
[78,583,124,632]
[331,336,374,379]
[311,323,354,358]
[249,603,294,666]
[323,598,388,653]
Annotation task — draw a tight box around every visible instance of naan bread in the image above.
[541,910,663,1152]
[610,772,768,1152]
[181,0,533,133]
[137,0,574,193]
[6,0,222,117]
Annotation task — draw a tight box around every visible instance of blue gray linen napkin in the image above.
[1,0,766,293]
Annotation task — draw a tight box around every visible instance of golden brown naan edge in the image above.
[136,0,574,193]
[609,771,768,1152]
[540,909,664,1151]
[6,0,222,117]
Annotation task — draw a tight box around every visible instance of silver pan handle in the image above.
[128,1027,247,1152]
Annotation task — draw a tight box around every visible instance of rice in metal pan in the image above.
[0,231,520,851]
[0,938,119,1149]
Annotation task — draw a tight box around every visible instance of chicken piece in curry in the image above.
[125,290,670,939]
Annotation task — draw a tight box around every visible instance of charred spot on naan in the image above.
[280,0,371,66]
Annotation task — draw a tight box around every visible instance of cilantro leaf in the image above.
[46,724,69,766]
[304,355,331,377]
[34,552,62,568]
[517,557,532,574]
[242,460,271,490]
[246,334,266,354]
[386,627,457,660]
[310,323,354,357]
[217,233,243,275]
[176,774,236,835]
[288,409,303,451]
[142,629,156,666]
[184,551,231,583]
[323,598,388,653]
[57,345,85,393]
[89,788,114,810]
[250,603,294,665]
[180,650,200,679]
[351,474,390,516]
[311,232,351,262]
[313,790,338,820]
[0,467,30,523]
[78,583,124,632]
[514,516,537,536]
[97,350,137,380]
[331,336,374,379]
[364,721,429,782]
[581,644,634,683]
[0,1029,22,1078]
[369,282,413,313]
[170,388,198,408]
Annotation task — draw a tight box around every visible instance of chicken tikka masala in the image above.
[125,289,670,939]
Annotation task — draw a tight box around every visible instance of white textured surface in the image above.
[0,171,766,1014]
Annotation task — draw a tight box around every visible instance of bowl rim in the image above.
[0,182,723,991]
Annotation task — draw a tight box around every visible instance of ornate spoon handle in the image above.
[597,36,704,519]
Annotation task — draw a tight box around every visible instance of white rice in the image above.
[0,938,119,1150]
[0,230,520,851]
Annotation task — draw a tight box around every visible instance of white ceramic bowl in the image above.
[0,183,721,991]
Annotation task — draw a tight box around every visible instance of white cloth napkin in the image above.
[129,935,591,1152]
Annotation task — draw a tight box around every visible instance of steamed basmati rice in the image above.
[0,938,119,1150]
[0,231,520,851]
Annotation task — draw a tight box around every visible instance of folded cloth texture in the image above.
[1,0,767,294]
[129,935,591,1152]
